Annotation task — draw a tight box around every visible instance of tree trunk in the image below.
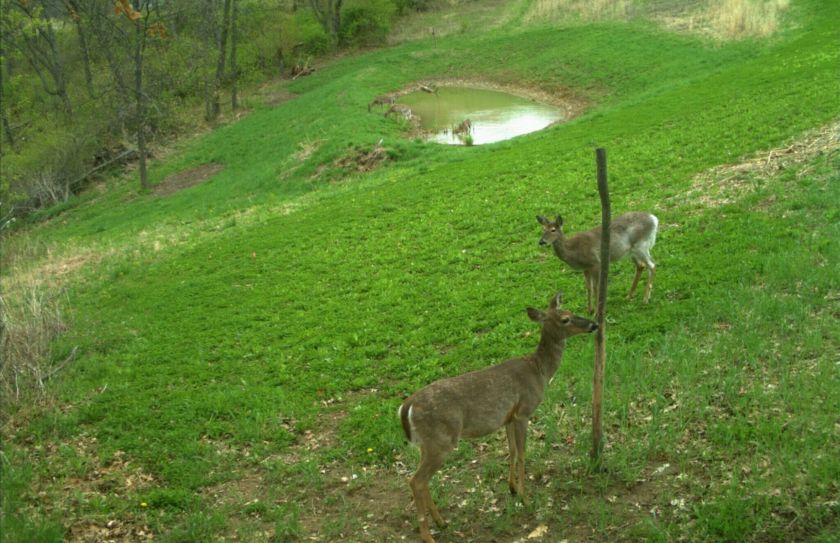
[133,1,148,191]
[332,0,343,40]
[211,0,232,119]
[0,46,17,151]
[229,0,238,110]
[63,0,95,99]
[202,0,217,122]
[591,148,611,467]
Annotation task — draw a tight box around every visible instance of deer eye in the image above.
[550,228,556,232]
[560,316,571,324]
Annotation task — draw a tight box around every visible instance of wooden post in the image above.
[591,148,610,464]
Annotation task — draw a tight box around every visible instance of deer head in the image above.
[536,215,564,246]
[526,292,597,337]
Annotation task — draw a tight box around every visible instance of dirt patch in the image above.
[17,434,159,542]
[153,163,224,196]
[69,519,155,543]
[263,88,296,107]
[668,121,839,210]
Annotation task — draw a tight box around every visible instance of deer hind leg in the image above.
[643,261,656,303]
[638,251,656,303]
[410,445,450,543]
[510,417,529,505]
[506,424,519,496]
[628,257,644,300]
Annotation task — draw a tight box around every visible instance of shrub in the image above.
[340,1,397,47]
[0,128,100,218]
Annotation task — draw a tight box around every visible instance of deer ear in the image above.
[549,292,563,310]
[536,215,548,225]
[527,307,545,322]
[555,215,563,226]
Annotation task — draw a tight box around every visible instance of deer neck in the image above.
[534,328,567,383]
[551,238,568,261]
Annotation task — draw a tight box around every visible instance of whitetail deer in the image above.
[453,118,472,135]
[384,104,412,119]
[398,293,597,543]
[537,212,658,313]
[368,94,395,112]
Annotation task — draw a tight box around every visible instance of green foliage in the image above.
[0,454,65,542]
[270,503,303,542]
[292,11,331,56]
[140,488,199,511]
[161,510,226,543]
[395,0,435,12]
[0,125,100,215]
[2,1,839,541]
[341,0,398,46]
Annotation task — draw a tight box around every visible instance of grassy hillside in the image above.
[2,1,839,542]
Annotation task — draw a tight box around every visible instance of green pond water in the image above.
[399,87,565,145]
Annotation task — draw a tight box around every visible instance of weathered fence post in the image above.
[591,148,610,465]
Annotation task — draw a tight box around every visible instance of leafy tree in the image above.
[0,0,74,117]
[309,0,343,43]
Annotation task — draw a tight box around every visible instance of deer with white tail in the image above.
[537,212,659,314]
[398,292,597,543]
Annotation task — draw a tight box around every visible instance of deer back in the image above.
[562,212,657,266]
[404,357,545,444]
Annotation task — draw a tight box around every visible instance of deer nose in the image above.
[589,322,599,331]
[538,239,547,246]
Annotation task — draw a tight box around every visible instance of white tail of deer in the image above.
[398,293,597,543]
[537,212,658,313]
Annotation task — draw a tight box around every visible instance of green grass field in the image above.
[2,1,839,541]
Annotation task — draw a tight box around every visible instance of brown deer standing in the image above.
[384,104,413,119]
[398,293,597,543]
[537,212,658,314]
[368,94,395,112]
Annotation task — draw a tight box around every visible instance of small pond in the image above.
[399,86,565,145]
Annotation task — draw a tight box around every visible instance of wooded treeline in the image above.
[0,0,430,224]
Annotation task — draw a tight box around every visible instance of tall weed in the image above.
[0,240,72,416]
[710,0,790,38]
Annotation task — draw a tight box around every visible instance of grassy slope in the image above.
[3,1,839,541]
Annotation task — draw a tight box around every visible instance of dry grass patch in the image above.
[709,0,790,38]
[668,121,839,210]
[524,0,790,40]
[0,239,108,412]
[525,0,631,23]
[657,0,791,40]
